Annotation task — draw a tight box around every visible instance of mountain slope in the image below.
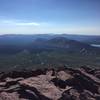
[0,36,99,55]
[27,37,100,55]
[0,34,100,45]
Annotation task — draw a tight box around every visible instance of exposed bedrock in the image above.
[0,66,100,100]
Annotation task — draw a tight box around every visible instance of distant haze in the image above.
[0,0,100,35]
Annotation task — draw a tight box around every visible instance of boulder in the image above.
[0,92,19,100]
[19,75,62,100]
[59,88,80,100]
[57,71,73,81]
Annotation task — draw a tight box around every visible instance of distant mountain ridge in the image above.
[25,37,100,56]
[0,34,100,55]
[32,37,91,49]
[0,34,100,45]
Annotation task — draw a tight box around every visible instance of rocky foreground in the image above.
[0,66,100,100]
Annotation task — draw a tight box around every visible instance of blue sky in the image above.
[0,0,100,35]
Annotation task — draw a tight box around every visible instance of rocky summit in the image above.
[0,66,100,100]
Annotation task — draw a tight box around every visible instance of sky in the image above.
[0,0,100,35]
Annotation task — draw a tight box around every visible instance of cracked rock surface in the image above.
[0,66,100,100]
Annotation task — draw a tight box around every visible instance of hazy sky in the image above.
[0,0,100,35]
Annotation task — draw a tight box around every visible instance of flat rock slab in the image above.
[19,75,71,100]
[57,71,73,81]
